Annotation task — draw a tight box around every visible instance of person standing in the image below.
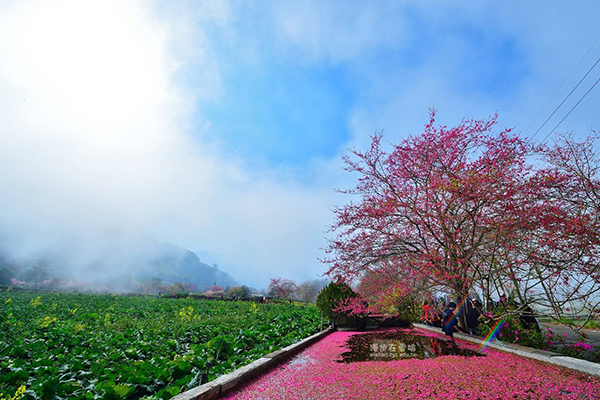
[442,302,458,337]
[467,299,482,335]
[422,300,432,325]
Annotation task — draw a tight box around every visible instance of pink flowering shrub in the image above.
[571,342,594,351]
[225,328,600,399]
[10,278,26,286]
[477,314,600,363]
[477,313,545,349]
[543,328,600,362]
[560,341,597,360]
[9,277,91,292]
[333,296,373,317]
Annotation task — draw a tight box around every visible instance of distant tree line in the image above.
[268,277,330,303]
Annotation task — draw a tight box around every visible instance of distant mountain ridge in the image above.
[142,244,238,289]
[0,240,239,290]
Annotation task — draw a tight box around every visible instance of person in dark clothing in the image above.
[519,305,541,331]
[466,299,482,335]
[442,302,458,337]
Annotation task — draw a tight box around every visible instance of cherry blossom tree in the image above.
[268,277,298,300]
[355,260,429,315]
[325,110,600,330]
[324,111,532,311]
[513,132,600,326]
[296,280,320,303]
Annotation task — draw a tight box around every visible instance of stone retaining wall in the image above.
[174,323,599,400]
[172,328,333,400]
[414,323,600,377]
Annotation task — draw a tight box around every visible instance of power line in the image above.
[524,34,600,136]
[529,56,600,142]
[539,75,600,145]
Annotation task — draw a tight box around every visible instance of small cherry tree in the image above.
[268,277,298,300]
[296,280,320,303]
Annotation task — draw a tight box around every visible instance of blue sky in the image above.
[200,63,355,166]
[179,1,572,169]
[1,1,599,288]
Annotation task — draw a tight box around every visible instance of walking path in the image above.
[540,322,600,347]
[222,327,600,399]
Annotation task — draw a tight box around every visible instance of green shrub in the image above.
[584,319,600,330]
[394,296,422,323]
[316,281,357,320]
[477,312,545,349]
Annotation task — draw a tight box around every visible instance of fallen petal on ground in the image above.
[224,328,600,399]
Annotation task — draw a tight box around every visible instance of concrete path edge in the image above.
[414,323,600,377]
[172,328,333,400]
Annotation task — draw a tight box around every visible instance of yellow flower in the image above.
[39,316,57,328]
[4,298,11,304]
[30,296,42,307]
[0,385,26,400]
[177,306,198,323]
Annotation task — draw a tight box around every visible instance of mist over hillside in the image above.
[143,244,238,288]
[0,238,239,292]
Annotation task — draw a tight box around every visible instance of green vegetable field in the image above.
[0,291,321,399]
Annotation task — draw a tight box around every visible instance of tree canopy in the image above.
[324,111,600,322]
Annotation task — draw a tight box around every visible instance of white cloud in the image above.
[271,1,413,65]
[269,1,600,144]
[3,0,598,289]
[0,0,338,288]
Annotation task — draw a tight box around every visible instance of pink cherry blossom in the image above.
[225,328,600,399]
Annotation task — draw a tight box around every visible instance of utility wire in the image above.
[539,75,600,145]
[524,34,600,136]
[530,56,600,142]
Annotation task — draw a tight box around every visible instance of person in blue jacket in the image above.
[442,301,458,337]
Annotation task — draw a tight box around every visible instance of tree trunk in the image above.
[455,290,469,333]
